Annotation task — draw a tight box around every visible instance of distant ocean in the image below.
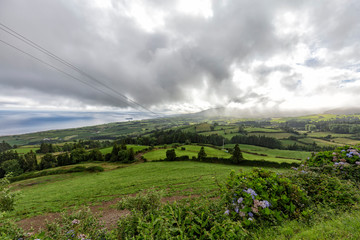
[0,110,153,136]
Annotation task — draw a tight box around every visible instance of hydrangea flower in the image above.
[262,200,271,208]
[224,209,230,215]
[248,212,254,217]
[235,207,239,213]
[237,197,243,204]
[243,188,257,199]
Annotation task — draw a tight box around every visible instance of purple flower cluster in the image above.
[225,188,271,223]
[243,188,257,199]
[331,148,360,168]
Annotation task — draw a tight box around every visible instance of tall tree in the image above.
[110,143,120,162]
[166,149,176,161]
[24,150,38,171]
[198,146,207,161]
[231,144,244,164]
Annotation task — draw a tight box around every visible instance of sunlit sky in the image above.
[1,0,360,117]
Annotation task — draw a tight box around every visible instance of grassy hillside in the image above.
[11,161,258,219]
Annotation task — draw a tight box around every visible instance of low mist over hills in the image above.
[191,107,323,119]
[324,108,360,115]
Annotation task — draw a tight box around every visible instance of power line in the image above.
[0,38,131,106]
[0,22,163,118]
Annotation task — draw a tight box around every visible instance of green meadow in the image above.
[11,161,255,219]
[142,145,231,161]
[99,144,149,154]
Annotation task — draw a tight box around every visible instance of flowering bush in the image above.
[116,196,247,239]
[221,169,308,228]
[305,146,360,182]
[40,207,112,240]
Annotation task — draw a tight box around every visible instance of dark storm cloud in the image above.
[0,0,359,112]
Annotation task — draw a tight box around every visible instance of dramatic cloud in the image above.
[0,0,360,115]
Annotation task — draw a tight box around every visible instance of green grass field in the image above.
[256,210,360,239]
[280,139,308,147]
[311,138,343,147]
[332,138,360,145]
[225,144,310,161]
[142,145,231,161]
[248,132,295,139]
[245,127,283,133]
[99,144,149,154]
[143,144,307,163]
[10,161,260,219]
[306,132,353,138]
[12,146,39,154]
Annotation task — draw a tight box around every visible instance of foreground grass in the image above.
[255,209,360,240]
[10,161,261,219]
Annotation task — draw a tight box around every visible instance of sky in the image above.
[1,0,360,120]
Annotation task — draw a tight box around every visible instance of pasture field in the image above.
[199,130,239,140]
[99,144,149,154]
[144,143,308,163]
[142,145,231,161]
[225,144,310,161]
[306,131,353,138]
[311,138,343,147]
[241,153,300,163]
[297,137,317,145]
[332,138,360,145]
[10,161,261,219]
[245,127,283,133]
[195,123,212,132]
[247,132,295,139]
[12,145,39,154]
[280,139,307,147]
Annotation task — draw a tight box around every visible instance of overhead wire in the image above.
[0,22,170,121]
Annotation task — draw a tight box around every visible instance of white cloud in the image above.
[0,0,360,116]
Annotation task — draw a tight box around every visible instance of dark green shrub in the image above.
[1,159,23,176]
[221,169,308,228]
[85,166,104,172]
[67,166,87,173]
[166,149,176,161]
